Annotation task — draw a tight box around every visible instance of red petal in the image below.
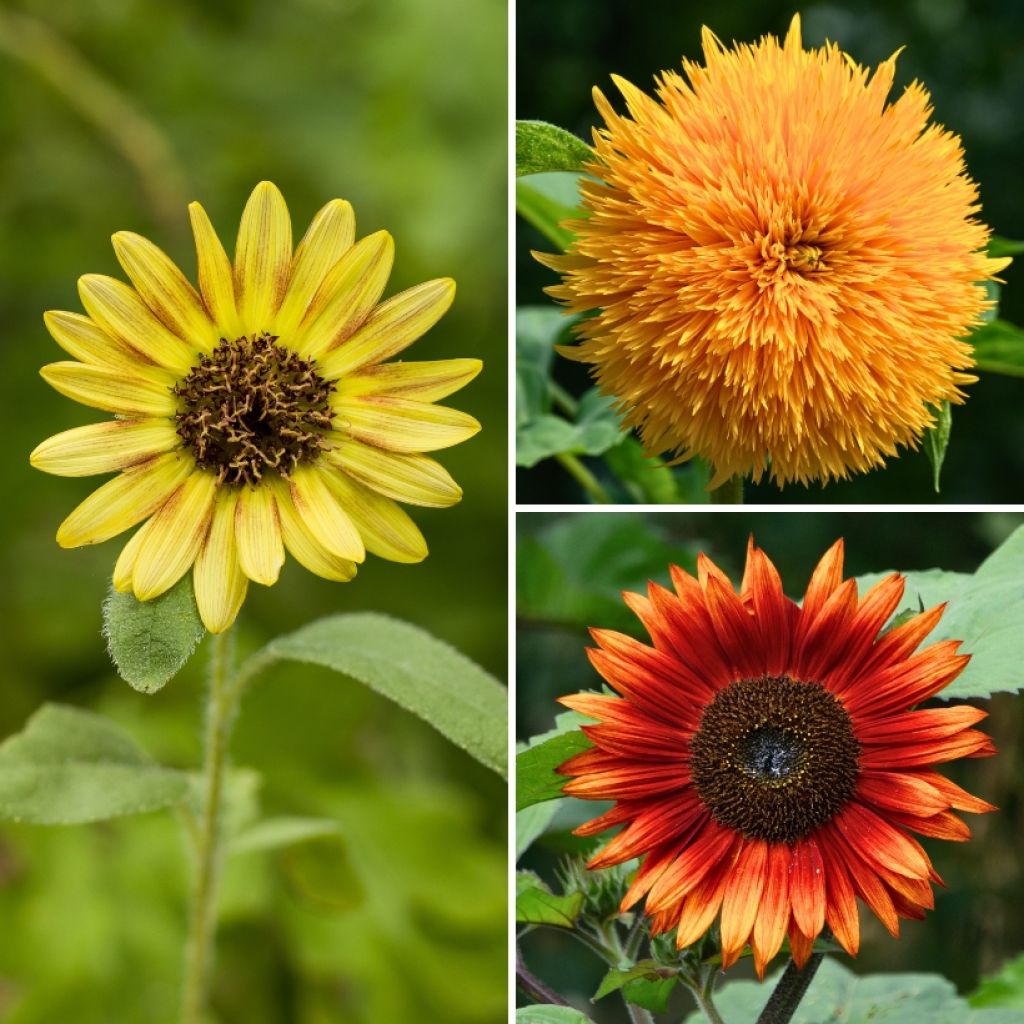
[703,574,762,680]
[833,802,931,879]
[919,771,997,813]
[857,603,947,676]
[787,922,816,968]
[588,791,704,868]
[719,839,768,968]
[744,542,797,677]
[844,641,969,718]
[856,705,988,745]
[855,771,948,816]
[752,842,791,978]
[650,578,734,690]
[789,837,826,939]
[885,808,973,842]
[858,729,994,769]
[829,827,900,937]
[818,828,860,957]
[674,860,729,949]
[562,762,691,800]
[801,538,845,622]
[794,577,859,681]
[646,821,737,913]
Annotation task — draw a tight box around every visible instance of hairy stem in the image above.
[709,475,744,504]
[180,629,237,1024]
[625,1002,656,1024]
[692,970,727,1024]
[756,951,827,1024]
[556,452,612,503]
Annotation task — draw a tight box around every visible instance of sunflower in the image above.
[31,182,481,632]
[537,16,1009,486]
[557,539,995,976]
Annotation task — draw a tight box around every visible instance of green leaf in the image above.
[517,389,625,468]
[516,731,591,811]
[516,306,570,424]
[594,962,676,1001]
[516,870,584,926]
[0,704,188,824]
[516,1008,596,1024]
[622,975,678,1013]
[989,236,1024,258]
[682,959,1024,1023]
[971,319,1024,378]
[517,173,585,251]
[516,800,563,860]
[266,612,507,778]
[516,120,592,177]
[858,524,1024,699]
[923,400,952,493]
[102,574,206,694]
[971,953,1024,1009]
[602,438,681,503]
[229,815,341,856]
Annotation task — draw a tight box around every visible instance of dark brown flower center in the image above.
[690,675,859,843]
[174,332,334,486]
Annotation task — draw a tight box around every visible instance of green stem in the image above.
[693,969,727,1024]
[709,475,744,504]
[555,452,612,504]
[180,629,237,1024]
[755,950,826,1024]
[624,1003,655,1024]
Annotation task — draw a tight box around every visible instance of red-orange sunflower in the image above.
[557,539,995,977]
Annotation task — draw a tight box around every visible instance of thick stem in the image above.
[709,475,744,504]
[755,951,826,1024]
[555,452,612,504]
[516,946,571,1007]
[180,629,237,1024]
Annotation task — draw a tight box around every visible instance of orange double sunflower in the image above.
[558,540,995,976]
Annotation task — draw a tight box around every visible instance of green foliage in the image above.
[972,953,1024,1009]
[681,959,1024,1023]
[516,172,585,250]
[516,800,564,859]
[102,575,206,694]
[518,388,625,468]
[229,815,341,857]
[857,524,1024,698]
[516,120,593,176]
[594,962,677,1001]
[971,320,1024,377]
[267,612,507,778]
[517,731,591,811]
[516,1008,596,1024]
[516,870,585,927]
[923,400,952,493]
[989,236,1024,257]
[0,703,187,824]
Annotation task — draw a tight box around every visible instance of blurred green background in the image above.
[516,0,1024,503]
[0,1,506,1021]
[517,511,1024,1020]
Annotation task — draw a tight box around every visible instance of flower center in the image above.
[690,675,859,843]
[174,333,335,486]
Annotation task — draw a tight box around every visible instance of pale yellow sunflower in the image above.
[31,182,481,632]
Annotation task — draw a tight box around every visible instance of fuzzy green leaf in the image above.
[0,704,188,824]
[516,120,592,176]
[102,575,205,694]
[516,1008,596,1024]
[516,731,591,810]
[923,400,952,493]
[266,612,507,778]
[971,319,1024,378]
[516,871,584,927]
[682,959,1024,1023]
[230,815,341,857]
[857,524,1024,699]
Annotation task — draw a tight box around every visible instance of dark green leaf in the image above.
[516,120,593,176]
[988,236,1024,258]
[594,962,676,1001]
[266,612,507,777]
[516,732,591,810]
[102,574,205,694]
[622,976,678,1013]
[971,319,1024,378]
[602,439,681,503]
[517,389,625,468]
[971,952,1024,1009]
[516,870,584,926]
[516,306,575,425]
[923,400,952,493]
[516,173,585,251]
[516,1008,596,1024]
[0,704,188,824]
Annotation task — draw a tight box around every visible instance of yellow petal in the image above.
[235,181,292,330]
[292,231,394,359]
[317,278,455,379]
[44,310,155,373]
[335,358,482,402]
[323,470,428,563]
[40,362,177,416]
[333,397,480,453]
[132,471,218,601]
[234,484,284,585]
[112,521,153,592]
[189,201,241,337]
[56,451,193,547]
[328,441,462,508]
[287,464,365,562]
[274,199,355,336]
[193,489,248,633]
[112,231,218,351]
[271,477,359,582]
[31,418,181,477]
[78,274,196,374]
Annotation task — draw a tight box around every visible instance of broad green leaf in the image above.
[594,962,676,1001]
[516,120,593,176]
[923,400,952,493]
[516,306,573,425]
[517,389,625,468]
[516,731,591,810]
[971,319,1024,378]
[989,236,1024,258]
[971,953,1024,1009]
[602,438,681,503]
[516,870,584,926]
[102,574,205,694]
[858,524,1024,698]
[622,975,678,1013]
[0,703,188,824]
[516,513,701,631]
[230,815,340,856]
[516,1008,596,1024]
[266,612,507,777]
[516,800,563,860]
[682,959,1024,1023]
[517,172,585,251]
